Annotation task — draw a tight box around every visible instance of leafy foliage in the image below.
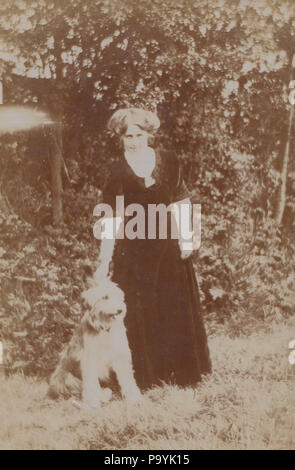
[0,206,101,375]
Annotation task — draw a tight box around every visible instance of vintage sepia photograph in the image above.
[0,0,294,451]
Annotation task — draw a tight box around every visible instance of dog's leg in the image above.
[81,335,102,411]
[112,334,142,403]
[113,359,142,403]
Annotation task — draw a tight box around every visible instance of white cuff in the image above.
[170,198,201,252]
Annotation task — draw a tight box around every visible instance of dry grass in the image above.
[1,316,295,450]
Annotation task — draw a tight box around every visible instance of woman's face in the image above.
[122,124,149,154]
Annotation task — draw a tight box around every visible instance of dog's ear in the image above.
[81,286,102,307]
[83,303,102,333]
[85,277,96,289]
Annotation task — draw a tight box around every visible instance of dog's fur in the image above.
[47,277,141,410]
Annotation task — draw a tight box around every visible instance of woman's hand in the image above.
[178,240,193,260]
[93,217,123,281]
[94,258,110,281]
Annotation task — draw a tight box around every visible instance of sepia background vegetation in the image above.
[0,1,294,447]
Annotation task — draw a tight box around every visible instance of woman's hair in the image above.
[107,107,160,137]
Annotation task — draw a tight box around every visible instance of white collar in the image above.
[124,147,156,187]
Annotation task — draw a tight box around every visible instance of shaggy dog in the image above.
[47,276,141,410]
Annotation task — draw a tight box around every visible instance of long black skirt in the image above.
[111,236,212,391]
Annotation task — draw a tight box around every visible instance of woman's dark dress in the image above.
[103,149,211,390]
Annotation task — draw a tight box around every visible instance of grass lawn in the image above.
[1,315,295,450]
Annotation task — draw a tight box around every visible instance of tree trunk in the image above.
[48,122,63,225]
[0,179,13,218]
[275,106,293,225]
[275,54,295,225]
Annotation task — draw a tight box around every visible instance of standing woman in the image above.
[96,107,211,391]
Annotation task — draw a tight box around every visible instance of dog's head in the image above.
[81,278,126,332]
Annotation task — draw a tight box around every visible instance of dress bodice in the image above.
[103,148,190,209]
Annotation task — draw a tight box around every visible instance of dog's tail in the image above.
[47,364,81,399]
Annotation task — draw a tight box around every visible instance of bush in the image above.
[0,210,100,376]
